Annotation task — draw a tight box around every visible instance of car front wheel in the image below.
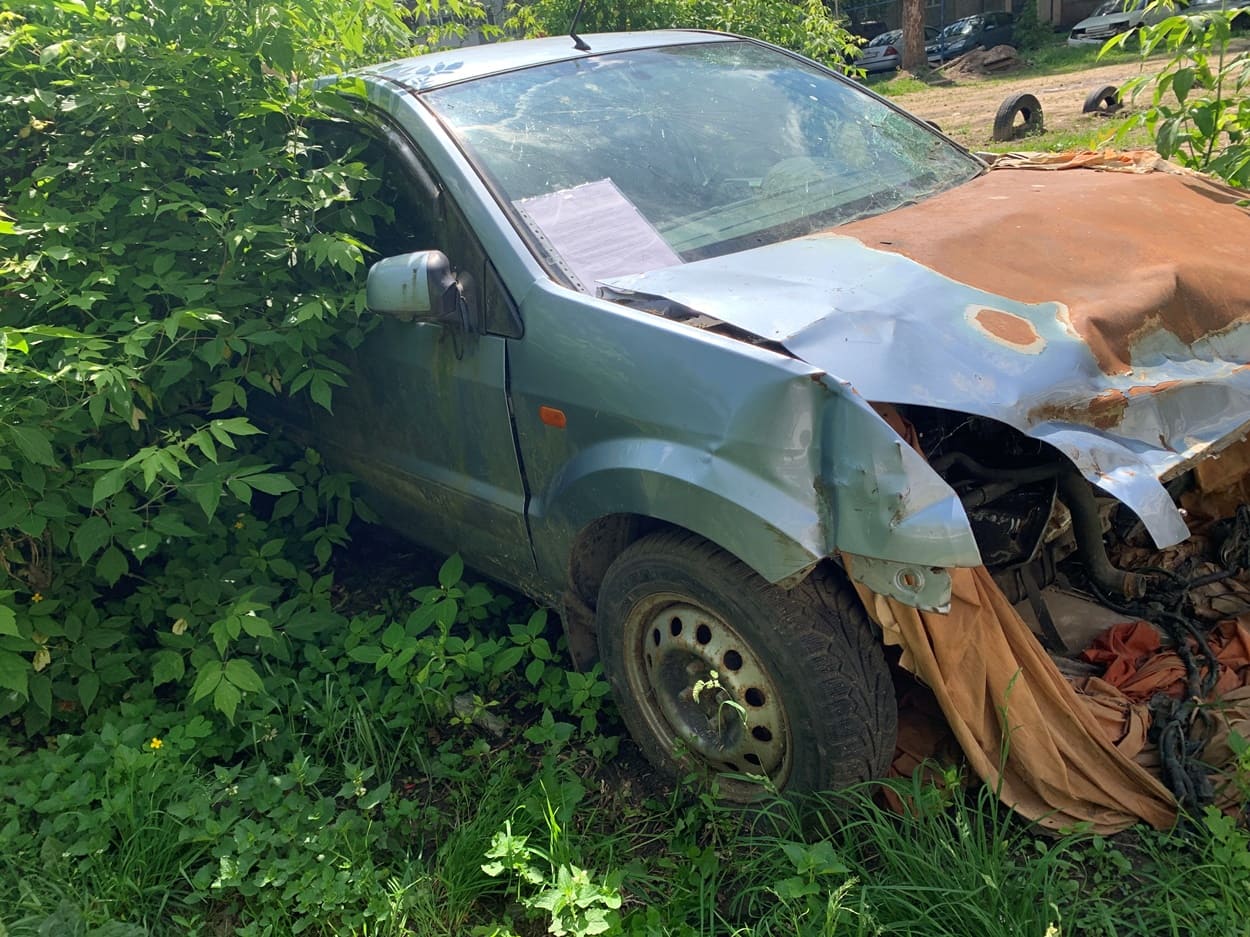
[596,530,896,801]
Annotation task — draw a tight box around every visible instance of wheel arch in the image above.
[559,506,828,670]
[537,446,835,669]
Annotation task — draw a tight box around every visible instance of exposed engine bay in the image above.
[906,404,1250,633]
[884,404,1250,820]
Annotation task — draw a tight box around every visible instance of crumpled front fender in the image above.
[534,370,979,610]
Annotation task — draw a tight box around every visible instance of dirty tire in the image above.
[992,91,1044,142]
[596,530,896,802]
[1082,84,1121,114]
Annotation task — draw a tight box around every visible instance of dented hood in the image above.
[601,160,1250,548]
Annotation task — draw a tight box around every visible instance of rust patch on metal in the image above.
[837,167,1250,375]
[966,305,1045,353]
[1030,378,1201,431]
[1126,380,1183,397]
[1032,389,1128,430]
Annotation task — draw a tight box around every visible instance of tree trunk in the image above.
[901,0,927,72]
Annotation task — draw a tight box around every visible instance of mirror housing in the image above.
[366,250,460,324]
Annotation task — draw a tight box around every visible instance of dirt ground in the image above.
[890,59,1153,149]
[887,38,1250,150]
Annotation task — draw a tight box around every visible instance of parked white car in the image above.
[1066,0,1160,45]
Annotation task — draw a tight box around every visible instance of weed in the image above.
[1110,0,1250,184]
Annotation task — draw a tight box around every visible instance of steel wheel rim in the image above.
[623,595,791,792]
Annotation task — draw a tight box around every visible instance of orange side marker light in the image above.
[539,406,567,429]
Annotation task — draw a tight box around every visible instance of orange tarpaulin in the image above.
[852,566,1177,833]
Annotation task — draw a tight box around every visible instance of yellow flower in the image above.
[31,592,43,603]
[149,737,163,750]
[233,519,245,529]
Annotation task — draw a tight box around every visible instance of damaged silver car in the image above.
[299,31,1250,799]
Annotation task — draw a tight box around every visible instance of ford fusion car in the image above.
[288,31,1250,798]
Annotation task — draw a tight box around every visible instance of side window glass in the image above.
[307,117,520,338]
[376,129,522,339]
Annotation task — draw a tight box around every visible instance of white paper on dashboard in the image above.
[515,178,682,291]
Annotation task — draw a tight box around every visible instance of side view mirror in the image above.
[366,250,460,324]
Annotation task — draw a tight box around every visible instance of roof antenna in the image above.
[569,0,591,51]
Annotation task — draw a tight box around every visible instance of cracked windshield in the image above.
[426,41,980,287]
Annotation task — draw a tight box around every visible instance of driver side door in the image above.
[309,116,534,586]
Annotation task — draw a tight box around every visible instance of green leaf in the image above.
[1173,66,1195,102]
[347,646,383,663]
[78,672,100,712]
[16,513,46,538]
[310,376,333,412]
[40,41,67,65]
[91,468,127,505]
[1193,102,1218,138]
[493,645,525,673]
[190,481,222,520]
[96,546,128,586]
[526,608,548,635]
[8,426,56,467]
[439,554,464,589]
[207,619,231,657]
[190,430,218,464]
[152,650,185,688]
[210,418,263,442]
[190,660,222,702]
[525,657,545,686]
[72,515,112,563]
[240,615,273,639]
[223,658,264,693]
[268,558,297,578]
[151,511,199,538]
[359,781,391,810]
[29,673,52,716]
[245,473,295,495]
[0,606,17,638]
[214,678,242,721]
[0,650,29,698]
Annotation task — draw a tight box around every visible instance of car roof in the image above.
[360,30,736,92]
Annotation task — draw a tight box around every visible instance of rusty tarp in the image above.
[981,148,1212,174]
[836,152,1250,378]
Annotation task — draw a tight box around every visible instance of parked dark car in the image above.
[926,11,1016,61]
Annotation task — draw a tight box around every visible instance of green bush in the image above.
[1108,1,1250,186]
[1013,0,1055,51]
[0,0,433,730]
[504,0,863,71]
